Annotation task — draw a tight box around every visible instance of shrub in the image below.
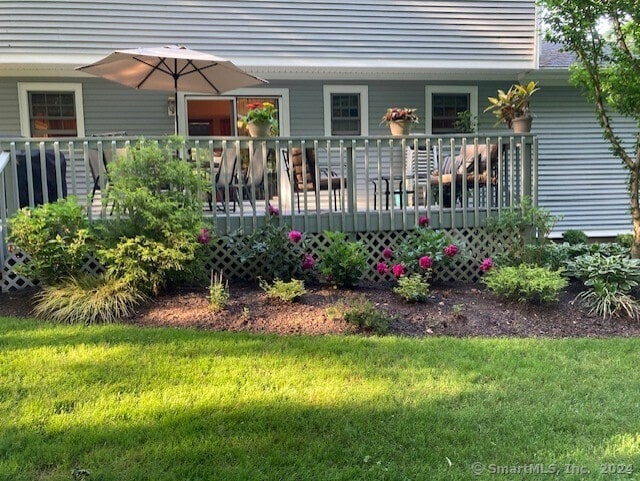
[566,254,640,319]
[260,278,307,302]
[339,296,395,334]
[97,138,204,295]
[487,196,560,263]
[482,265,568,304]
[8,197,92,284]
[392,228,460,279]
[562,229,588,245]
[235,219,311,282]
[574,280,640,320]
[317,231,366,287]
[616,233,633,249]
[33,274,145,324]
[209,272,229,313]
[393,274,430,302]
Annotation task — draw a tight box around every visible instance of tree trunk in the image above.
[631,164,640,259]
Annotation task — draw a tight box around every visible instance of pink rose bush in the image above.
[444,244,459,257]
[419,255,432,270]
[480,257,494,272]
[288,230,302,243]
[377,262,389,275]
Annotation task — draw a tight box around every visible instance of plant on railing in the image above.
[8,197,93,285]
[237,102,279,136]
[484,81,539,131]
[317,231,366,287]
[380,107,419,125]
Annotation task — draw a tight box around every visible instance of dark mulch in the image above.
[3,281,639,338]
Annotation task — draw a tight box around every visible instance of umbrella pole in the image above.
[174,89,179,135]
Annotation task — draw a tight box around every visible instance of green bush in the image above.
[8,197,92,285]
[393,274,430,302]
[566,254,640,319]
[562,229,588,245]
[209,272,229,313]
[616,233,633,248]
[496,242,630,270]
[98,138,204,295]
[260,278,307,303]
[235,220,309,282]
[33,274,145,324]
[482,265,568,304]
[393,228,460,278]
[317,231,366,287]
[339,296,395,334]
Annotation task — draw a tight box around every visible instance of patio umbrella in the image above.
[77,45,268,134]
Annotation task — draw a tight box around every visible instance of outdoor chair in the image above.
[282,147,346,213]
[239,145,266,207]
[428,143,498,207]
[213,147,238,212]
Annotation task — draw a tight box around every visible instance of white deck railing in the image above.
[0,134,537,265]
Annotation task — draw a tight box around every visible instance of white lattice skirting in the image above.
[2,228,514,292]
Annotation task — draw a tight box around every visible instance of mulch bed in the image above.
[3,281,639,338]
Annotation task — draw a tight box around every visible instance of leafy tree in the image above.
[540,0,640,257]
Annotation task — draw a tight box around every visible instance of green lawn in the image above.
[1,317,639,481]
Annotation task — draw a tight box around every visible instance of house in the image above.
[0,0,634,237]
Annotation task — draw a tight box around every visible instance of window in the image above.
[425,86,478,135]
[18,83,85,137]
[323,85,369,136]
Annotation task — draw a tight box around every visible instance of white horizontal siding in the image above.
[533,85,634,236]
[0,0,536,70]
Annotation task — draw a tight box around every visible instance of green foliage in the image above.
[98,138,204,295]
[484,81,540,127]
[566,254,640,292]
[209,272,229,313]
[317,231,366,287]
[234,220,309,282]
[574,280,640,320]
[393,274,430,302]
[562,229,588,245]
[33,274,145,324]
[616,233,633,249]
[541,0,640,257]
[339,296,395,334]
[394,228,458,278]
[260,278,307,303]
[453,110,477,133]
[8,197,92,284]
[483,265,568,304]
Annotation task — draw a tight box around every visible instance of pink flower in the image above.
[267,204,279,216]
[382,247,393,259]
[302,254,315,270]
[419,216,430,227]
[392,264,405,278]
[419,255,433,269]
[197,228,211,244]
[377,262,389,275]
[444,244,459,257]
[480,257,494,272]
[288,230,302,243]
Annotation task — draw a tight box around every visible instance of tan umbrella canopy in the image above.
[77,45,268,133]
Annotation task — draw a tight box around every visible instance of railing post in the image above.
[521,137,533,203]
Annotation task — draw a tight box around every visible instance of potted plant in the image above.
[238,102,279,137]
[484,81,539,133]
[381,107,419,136]
[453,110,478,133]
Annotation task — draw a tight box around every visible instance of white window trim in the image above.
[323,85,369,136]
[179,88,291,136]
[424,85,478,136]
[17,82,85,137]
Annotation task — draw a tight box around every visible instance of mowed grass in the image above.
[1,317,640,481]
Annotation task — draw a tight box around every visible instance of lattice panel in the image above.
[2,227,519,291]
[1,251,37,292]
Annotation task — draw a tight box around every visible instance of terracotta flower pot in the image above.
[389,120,413,136]
[511,116,532,133]
[247,121,271,137]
